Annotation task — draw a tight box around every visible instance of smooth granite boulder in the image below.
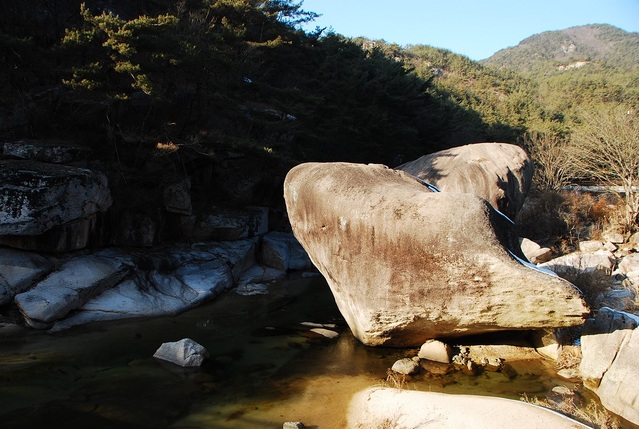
[284,162,588,347]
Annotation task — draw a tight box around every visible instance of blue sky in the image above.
[300,0,639,60]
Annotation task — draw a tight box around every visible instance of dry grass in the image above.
[555,345,582,371]
[384,369,408,390]
[521,393,621,429]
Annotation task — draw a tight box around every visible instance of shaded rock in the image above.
[2,139,91,164]
[49,239,256,331]
[531,329,561,360]
[0,247,55,305]
[0,215,102,253]
[284,162,589,347]
[112,211,161,247]
[599,287,637,313]
[260,231,314,271]
[14,253,130,328]
[347,387,591,429]
[0,160,112,236]
[418,339,453,363]
[163,178,192,215]
[153,338,209,367]
[391,358,420,375]
[234,264,286,295]
[580,307,639,425]
[396,142,533,220]
[176,205,268,242]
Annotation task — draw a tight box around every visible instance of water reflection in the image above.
[0,275,628,428]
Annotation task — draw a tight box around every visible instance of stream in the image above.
[0,274,630,429]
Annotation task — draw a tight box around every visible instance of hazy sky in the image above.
[300,0,639,60]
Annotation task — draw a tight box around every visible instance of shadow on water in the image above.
[0,275,634,429]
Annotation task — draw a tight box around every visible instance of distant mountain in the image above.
[481,24,639,74]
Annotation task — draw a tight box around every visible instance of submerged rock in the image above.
[284,162,588,347]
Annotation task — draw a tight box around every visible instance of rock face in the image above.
[396,142,533,220]
[347,387,591,429]
[0,160,112,236]
[579,308,639,425]
[284,162,588,347]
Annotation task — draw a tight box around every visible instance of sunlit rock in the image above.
[284,162,588,347]
[580,307,639,425]
[347,387,591,428]
[396,142,533,220]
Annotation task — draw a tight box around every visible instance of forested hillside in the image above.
[1,2,637,185]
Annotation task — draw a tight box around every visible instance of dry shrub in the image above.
[517,190,626,253]
[516,190,569,246]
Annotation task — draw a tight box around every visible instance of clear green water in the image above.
[0,275,629,429]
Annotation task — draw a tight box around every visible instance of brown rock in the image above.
[396,142,533,220]
[284,162,589,347]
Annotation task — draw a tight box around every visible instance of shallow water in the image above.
[0,275,630,429]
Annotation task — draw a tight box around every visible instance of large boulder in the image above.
[579,307,639,425]
[396,142,533,220]
[284,162,588,347]
[347,387,591,429]
[0,160,112,236]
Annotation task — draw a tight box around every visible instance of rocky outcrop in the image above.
[48,239,257,331]
[284,162,589,347]
[2,139,91,164]
[0,231,313,331]
[0,160,112,236]
[347,387,591,428]
[579,307,639,425]
[396,142,533,220]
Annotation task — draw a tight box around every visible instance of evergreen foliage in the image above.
[0,3,636,181]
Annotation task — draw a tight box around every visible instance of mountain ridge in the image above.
[481,24,639,73]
